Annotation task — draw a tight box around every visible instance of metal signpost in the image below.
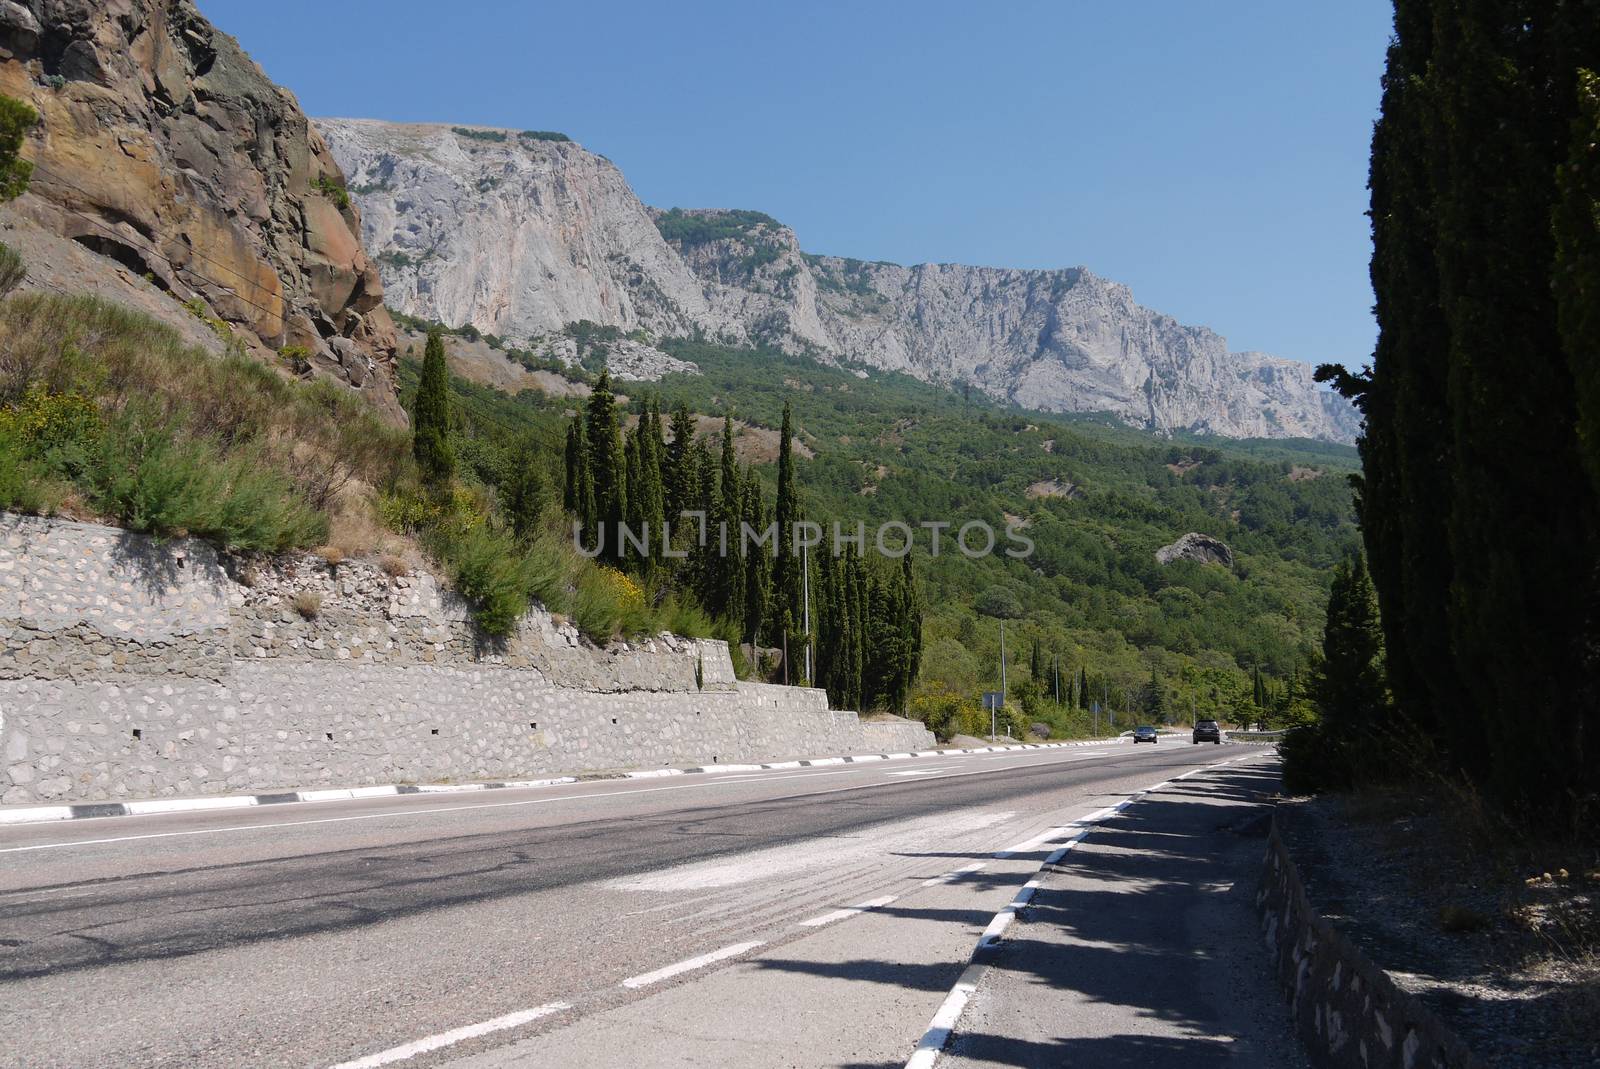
[983,691,1004,742]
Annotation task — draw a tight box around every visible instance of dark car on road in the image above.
[1193,719,1222,744]
[1132,725,1159,744]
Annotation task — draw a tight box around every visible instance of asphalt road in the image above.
[0,740,1287,1069]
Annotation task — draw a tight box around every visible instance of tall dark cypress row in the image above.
[1555,67,1600,497]
[1319,0,1600,817]
[1430,0,1595,809]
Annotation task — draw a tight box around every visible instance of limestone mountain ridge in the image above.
[314,117,1357,442]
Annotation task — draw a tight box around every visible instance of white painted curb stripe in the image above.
[0,806,73,825]
[0,735,1136,826]
[123,796,259,815]
[326,1001,570,1069]
[620,940,765,989]
[906,963,986,1069]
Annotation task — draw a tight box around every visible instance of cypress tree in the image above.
[412,329,455,487]
[1148,667,1167,722]
[1286,552,1391,793]
[623,432,644,564]
[563,419,582,515]
[772,402,800,630]
[664,402,696,523]
[899,554,923,710]
[862,566,894,711]
[1555,66,1600,498]
[741,467,769,646]
[1313,0,1600,816]
[1076,666,1088,710]
[628,400,665,571]
[504,436,548,542]
[1319,555,1387,725]
[713,415,745,624]
[585,371,625,563]
[849,549,867,712]
[688,434,719,609]
[1430,0,1595,809]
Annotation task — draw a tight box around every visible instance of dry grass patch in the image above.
[291,591,322,620]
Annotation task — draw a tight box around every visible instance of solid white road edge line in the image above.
[902,756,1269,1069]
[326,1001,571,1069]
[620,940,766,989]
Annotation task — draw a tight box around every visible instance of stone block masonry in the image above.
[1258,811,1487,1069]
[1,514,932,805]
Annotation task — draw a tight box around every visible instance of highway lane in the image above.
[0,740,1263,1068]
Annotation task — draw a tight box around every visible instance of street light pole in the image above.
[802,539,812,686]
[996,622,1007,742]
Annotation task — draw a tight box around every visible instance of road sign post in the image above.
[982,690,1004,741]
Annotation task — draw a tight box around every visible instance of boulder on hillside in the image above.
[1155,532,1234,568]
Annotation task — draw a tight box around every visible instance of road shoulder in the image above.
[942,759,1308,1068]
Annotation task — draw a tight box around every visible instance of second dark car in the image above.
[1132,725,1160,743]
[1193,719,1222,744]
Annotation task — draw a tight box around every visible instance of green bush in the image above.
[443,525,533,637]
[0,294,404,551]
[311,174,351,210]
[0,94,38,203]
[1279,722,1348,796]
[0,420,62,513]
[653,208,781,248]
[658,595,714,640]
[453,127,508,143]
[520,130,572,143]
[0,241,25,298]
[522,520,582,613]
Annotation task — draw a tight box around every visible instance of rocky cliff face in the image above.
[0,0,400,420]
[320,118,1360,443]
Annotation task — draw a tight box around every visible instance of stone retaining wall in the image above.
[1258,811,1487,1069]
[0,514,933,804]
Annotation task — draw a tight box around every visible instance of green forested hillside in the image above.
[410,333,1358,737]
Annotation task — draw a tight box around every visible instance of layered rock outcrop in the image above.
[0,0,400,420]
[321,118,1361,443]
[1156,532,1235,568]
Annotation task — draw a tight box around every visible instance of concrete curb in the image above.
[0,738,1128,827]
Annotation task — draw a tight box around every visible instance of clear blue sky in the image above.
[205,0,1393,370]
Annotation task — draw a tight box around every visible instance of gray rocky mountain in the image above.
[318,118,1360,443]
